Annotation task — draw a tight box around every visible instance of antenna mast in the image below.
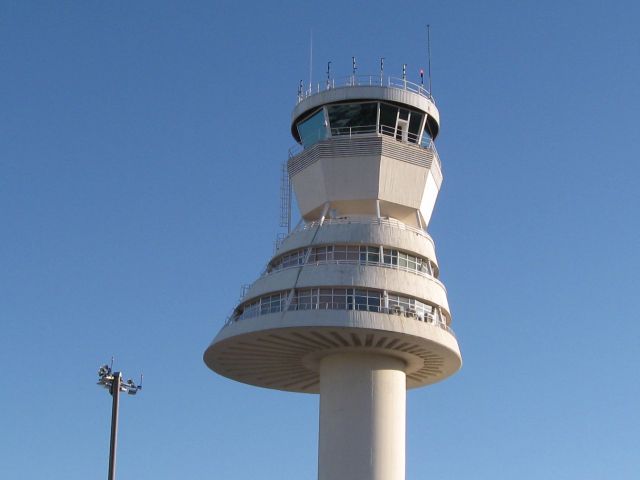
[309,30,313,93]
[427,25,432,95]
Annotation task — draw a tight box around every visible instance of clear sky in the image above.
[1,1,639,479]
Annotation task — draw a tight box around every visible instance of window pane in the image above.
[379,103,398,136]
[421,126,433,148]
[355,290,367,310]
[319,288,332,308]
[346,246,359,261]
[327,102,378,135]
[334,246,346,261]
[346,288,354,310]
[288,296,298,310]
[408,112,423,143]
[368,292,380,312]
[297,109,327,148]
[333,288,346,309]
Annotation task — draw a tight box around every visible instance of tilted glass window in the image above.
[233,288,448,330]
[297,109,327,148]
[408,112,423,143]
[379,103,398,136]
[267,244,437,278]
[327,102,378,135]
[421,125,433,148]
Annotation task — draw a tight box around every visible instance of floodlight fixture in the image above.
[96,361,141,480]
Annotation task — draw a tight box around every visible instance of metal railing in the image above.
[297,74,435,105]
[328,123,420,144]
[329,124,378,137]
[264,257,441,285]
[288,126,441,170]
[226,301,455,337]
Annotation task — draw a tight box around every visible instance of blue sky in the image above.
[1,1,639,478]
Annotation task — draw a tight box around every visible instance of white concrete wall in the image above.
[419,171,439,227]
[318,353,406,480]
[292,153,435,220]
[277,223,439,271]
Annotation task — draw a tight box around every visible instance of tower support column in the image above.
[318,353,406,480]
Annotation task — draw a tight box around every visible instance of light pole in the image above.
[97,362,142,480]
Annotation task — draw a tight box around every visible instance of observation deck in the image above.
[292,75,440,144]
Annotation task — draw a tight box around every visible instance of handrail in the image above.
[288,128,441,169]
[330,124,378,136]
[328,124,420,144]
[226,302,455,337]
[263,258,442,286]
[297,74,435,105]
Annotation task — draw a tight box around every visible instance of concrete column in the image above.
[318,353,406,480]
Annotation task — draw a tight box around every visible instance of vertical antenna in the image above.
[309,29,313,93]
[427,24,432,95]
[380,57,384,85]
[326,61,331,89]
[351,56,357,85]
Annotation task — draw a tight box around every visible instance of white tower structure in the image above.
[204,72,462,480]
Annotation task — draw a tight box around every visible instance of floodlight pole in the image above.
[97,363,141,480]
[108,372,122,480]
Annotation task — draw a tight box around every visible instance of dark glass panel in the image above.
[355,289,367,310]
[408,113,423,143]
[334,246,347,261]
[368,295,380,312]
[345,247,359,261]
[379,103,398,135]
[327,102,378,135]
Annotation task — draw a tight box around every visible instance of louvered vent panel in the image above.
[288,135,435,177]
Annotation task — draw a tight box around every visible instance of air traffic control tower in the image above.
[204,70,462,480]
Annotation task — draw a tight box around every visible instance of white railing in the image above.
[288,127,441,169]
[329,124,378,137]
[264,257,441,285]
[297,74,435,104]
[226,302,455,337]
[329,124,421,144]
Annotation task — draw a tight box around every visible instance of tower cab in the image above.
[289,79,443,229]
